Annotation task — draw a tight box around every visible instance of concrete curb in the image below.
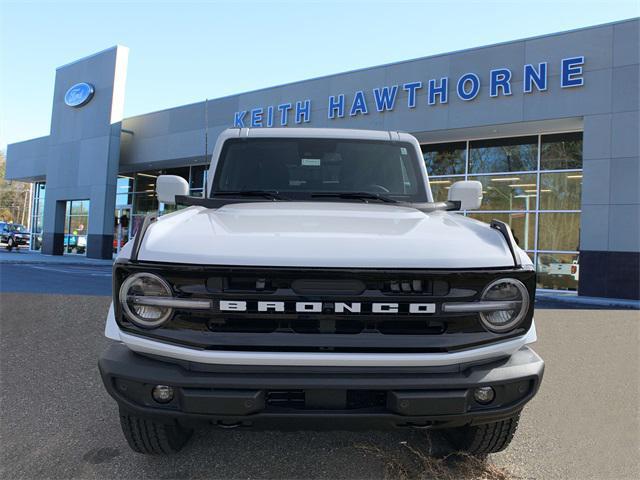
[2,252,638,309]
[0,252,113,267]
[536,292,640,310]
[0,260,113,267]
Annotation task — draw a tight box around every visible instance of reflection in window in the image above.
[537,253,579,291]
[468,212,535,251]
[422,142,466,176]
[541,132,582,170]
[538,213,581,251]
[539,172,582,210]
[469,136,538,173]
[468,174,538,211]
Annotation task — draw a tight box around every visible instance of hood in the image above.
[135,202,516,269]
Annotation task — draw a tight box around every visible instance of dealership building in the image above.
[5,18,639,299]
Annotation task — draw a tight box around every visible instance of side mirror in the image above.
[156,175,189,205]
[447,180,483,210]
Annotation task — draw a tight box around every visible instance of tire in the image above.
[6,238,14,251]
[444,413,520,456]
[119,411,193,455]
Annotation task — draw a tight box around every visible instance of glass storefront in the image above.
[29,182,46,251]
[64,199,89,255]
[118,164,208,238]
[29,138,583,292]
[423,132,583,291]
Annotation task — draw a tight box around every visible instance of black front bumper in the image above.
[99,343,544,430]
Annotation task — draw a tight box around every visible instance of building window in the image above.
[423,131,583,292]
[123,166,206,236]
[30,182,46,251]
[190,165,208,194]
[539,172,582,210]
[422,142,466,176]
[116,176,133,207]
[540,132,583,170]
[537,212,581,251]
[469,136,538,173]
[536,253,580,291]
[64,200,89,255]
[427,177,460,204]
[467,173,538,211]
[468,212,536,251]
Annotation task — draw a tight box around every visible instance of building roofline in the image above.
[8,18,638,141]
[55,44,128,70]
[6,135,50,147]
[121,17,638,122]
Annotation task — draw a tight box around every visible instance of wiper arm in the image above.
[311,191,398,203]
[211,190,288,200]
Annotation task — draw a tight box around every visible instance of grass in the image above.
[356,438,514,480]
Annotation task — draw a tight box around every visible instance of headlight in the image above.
[479,278,529,333]
[119,272,173,328]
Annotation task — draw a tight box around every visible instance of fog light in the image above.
[152,385,174,403]
[473,386,495,404]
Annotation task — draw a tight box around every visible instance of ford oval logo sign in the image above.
[64,82,95,108]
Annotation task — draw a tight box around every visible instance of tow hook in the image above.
[400,422,434,429]
[216,421,243,429]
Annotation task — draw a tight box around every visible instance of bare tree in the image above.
[0,151,31,225]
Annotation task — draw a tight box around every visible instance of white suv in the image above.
[99,128,543,455]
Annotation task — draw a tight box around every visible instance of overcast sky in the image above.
[1,0,638,150]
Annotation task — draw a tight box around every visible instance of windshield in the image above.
[211,138,428,202]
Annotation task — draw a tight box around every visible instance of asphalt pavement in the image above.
[0,262,112,295]
[1,264,639,479]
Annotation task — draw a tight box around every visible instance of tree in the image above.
[0,151,31,225]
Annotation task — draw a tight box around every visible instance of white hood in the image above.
[135,202,517,269]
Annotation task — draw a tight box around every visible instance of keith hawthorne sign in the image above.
[233,56,585,128]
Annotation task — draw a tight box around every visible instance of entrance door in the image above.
[114,206,132,254]
[64,200,89,255]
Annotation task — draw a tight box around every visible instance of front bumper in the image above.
[99,343,544,430]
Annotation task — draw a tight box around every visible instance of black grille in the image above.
[114,262,536,353]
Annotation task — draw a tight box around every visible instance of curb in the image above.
[0,260,113,267]
[536,292,640,310]
[0,253,113,267]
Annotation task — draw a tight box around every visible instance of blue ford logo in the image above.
[64,82,95,108]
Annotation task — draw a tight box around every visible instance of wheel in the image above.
[6,238,14,251]
[443,413,521,456]
[119,411,193,455]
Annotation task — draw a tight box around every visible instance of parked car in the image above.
[0,222,30,251]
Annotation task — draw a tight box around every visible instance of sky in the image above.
[0,0,638,150]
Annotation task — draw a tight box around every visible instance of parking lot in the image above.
[0,264,638,479]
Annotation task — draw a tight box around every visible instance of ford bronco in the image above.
[99,128,544,455]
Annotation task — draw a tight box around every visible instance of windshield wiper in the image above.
[211,190,289,200]
[311,192,398,203]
